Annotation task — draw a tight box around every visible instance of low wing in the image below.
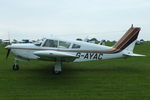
[34,50,77,62]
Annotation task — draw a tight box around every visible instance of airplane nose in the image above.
[5,45,12,49]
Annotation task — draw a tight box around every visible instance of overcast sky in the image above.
[0,0,149,41]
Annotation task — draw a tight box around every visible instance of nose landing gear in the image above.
[12,64,19,71]
[12,59,19,71]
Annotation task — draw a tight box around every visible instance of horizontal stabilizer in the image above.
[123,53,146,57]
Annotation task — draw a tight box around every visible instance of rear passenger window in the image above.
[72,44,81,49]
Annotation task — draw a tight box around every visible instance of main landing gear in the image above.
[53,59,62,75]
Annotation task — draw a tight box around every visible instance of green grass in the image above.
[0,42,150,100]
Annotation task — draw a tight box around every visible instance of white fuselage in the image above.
[8,39,124,62]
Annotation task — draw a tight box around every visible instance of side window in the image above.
[58,41,71,48]
[43,39,58,47]
[72,44,81,49]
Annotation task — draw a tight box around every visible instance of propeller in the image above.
[6,32,11,59]
[5,45,12,59]
[6,49,11,59]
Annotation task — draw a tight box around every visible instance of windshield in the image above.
[43,39,58,48]
[34,38,45,46]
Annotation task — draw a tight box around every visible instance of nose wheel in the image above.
[12,64,19,71]
[12,59,19,71]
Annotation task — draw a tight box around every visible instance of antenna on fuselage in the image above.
[131,24,134,28]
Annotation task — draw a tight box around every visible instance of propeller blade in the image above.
[6,49,11,59]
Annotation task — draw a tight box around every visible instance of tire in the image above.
[13,64,19,71]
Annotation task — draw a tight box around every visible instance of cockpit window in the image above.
[58,41,71,48]
[35,43,41,46]
[34,38,45,46]
[43,39,58,47]
[72,44,81,49]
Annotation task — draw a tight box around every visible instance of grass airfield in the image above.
[0,42,150,100]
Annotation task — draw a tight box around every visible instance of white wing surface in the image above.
[34,50,77,62]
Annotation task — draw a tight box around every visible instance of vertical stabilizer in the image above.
[113,25,141,52]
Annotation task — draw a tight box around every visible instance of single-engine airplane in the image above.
[5,25,145,74]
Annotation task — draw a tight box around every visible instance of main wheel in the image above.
[12,64,19,71]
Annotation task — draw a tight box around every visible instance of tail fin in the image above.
[113,25,141,53]
[95,25,145,56]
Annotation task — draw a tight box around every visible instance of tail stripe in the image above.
[112,27,140,53]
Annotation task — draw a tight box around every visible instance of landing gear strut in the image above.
[53,59,62,75]
[12,59,19,71]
